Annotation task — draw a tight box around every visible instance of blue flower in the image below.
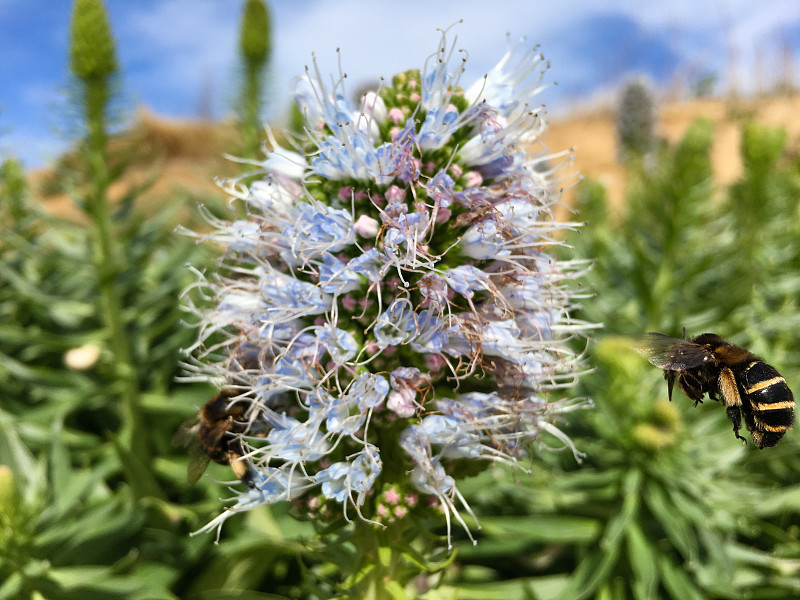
[418,107,460,150]
[460,218,511,260]
[258,268,330,316]
[347,249,384,283]
[282,202,354,260]
[374,299,416,347]
[183,25,595,543]
[317,253,362,294]
[317,447,382,511]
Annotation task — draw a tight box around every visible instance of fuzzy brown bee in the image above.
[173,388,257,487]
[635,332,794,448]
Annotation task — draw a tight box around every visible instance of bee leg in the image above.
[726,406,747,445]
[718,367,746,445]
[678,373,704,406]
[225,437,257,487]
[664,371,676,401]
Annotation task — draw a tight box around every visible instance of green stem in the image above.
[82,81,145,461]
[241,64,262,159]
[350,522,405,600]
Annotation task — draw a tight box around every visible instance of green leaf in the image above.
[0,572,23,600]
[658,553,704,600]
[111,434,166,500]
[727,541,800,575]
[37,493,144,564]
[753,483,800,516]
[0,415,37,491]
[455,576,567,600]
[626,521,658,599]
[47,467,100,520]
[474,514,601,544]
[385,579,409,600]
[48,417,73,498]
[601,468,641,551]
[340,562,376,589]
[556,543,620,600]
[643,479,697,560]
[48,565,177,599]
[195,592,290,600]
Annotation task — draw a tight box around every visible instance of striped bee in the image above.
[173,388,258,487]
[635,332,794,448]
[173,342,268,487]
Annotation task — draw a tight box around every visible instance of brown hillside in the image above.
[32,109,241,223]
[33,96,800,221]
[546,94,800,211]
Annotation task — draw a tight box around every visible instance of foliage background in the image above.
[2,1,800,598]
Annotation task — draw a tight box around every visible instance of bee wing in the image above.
[632,332,713,370]
[172,416,199,447]
[187,442,211,486]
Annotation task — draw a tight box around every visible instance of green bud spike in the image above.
[240,0,272,67]
[69,0,118,81]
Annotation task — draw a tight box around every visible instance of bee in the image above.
[173,388,260,487]
[635,332,794,448]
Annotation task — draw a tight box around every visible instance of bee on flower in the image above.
[181,25,594,546]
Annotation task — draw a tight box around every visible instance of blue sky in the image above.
[1,0,798,168]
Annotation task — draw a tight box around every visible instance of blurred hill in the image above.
[31,109,242,224]
[31,95,800,220]
[546,94,800,211]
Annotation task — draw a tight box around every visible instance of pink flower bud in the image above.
[388,107,404,124]
[465,171,483,188]
[354,214,379,237]
[385,185,406,204]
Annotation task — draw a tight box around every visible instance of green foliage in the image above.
[1,159,28,225]
[690,72,718,98]
[566,118,800,598]
[0,87,217,600]
[445,118,800,598]
[593,118,722,331]
[0,423,174,600]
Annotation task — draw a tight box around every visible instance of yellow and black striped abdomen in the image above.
[742,361,794,448]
